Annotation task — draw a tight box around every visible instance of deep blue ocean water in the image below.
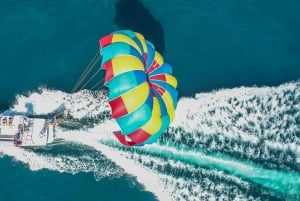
[1,0,300,107]
[1,0,300,201]
[0,156,156,201]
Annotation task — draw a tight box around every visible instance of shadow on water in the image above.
[114,0,165,53]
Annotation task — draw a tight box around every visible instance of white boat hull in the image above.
[0,115,57,147]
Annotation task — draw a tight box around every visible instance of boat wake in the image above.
[1,81,299,201]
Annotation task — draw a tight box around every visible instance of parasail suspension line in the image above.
[78,66,103,91]
[71,50,101,93]
[90,77,105,91]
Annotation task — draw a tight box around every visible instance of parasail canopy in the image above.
[99,30,178,146]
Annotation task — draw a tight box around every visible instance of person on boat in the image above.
[2,117,7,126]
[18,124,24,133]
[8,116,13,126]
[50,115,58,126]
[14,132,22,146]
[40,119,49,137]
[50,115,59,138]
[23,117,28,130]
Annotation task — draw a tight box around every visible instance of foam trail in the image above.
[52,122,171,201]
[94,144,170,201]
[2,81,300,200]
[106,142,300,196]
[10,88,110,118]
[57,121,300,199]
[0,142,124,180]
[168,81,300,170]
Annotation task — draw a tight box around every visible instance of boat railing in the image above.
[22,119,35,144]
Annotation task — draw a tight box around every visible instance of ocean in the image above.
[0,0,300,201]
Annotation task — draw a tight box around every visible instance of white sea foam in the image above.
[172,81,300,163]
[11,88,109,118]
[1,81,300,201]
[0,141,124,180]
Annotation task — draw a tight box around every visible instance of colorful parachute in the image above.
[99,30,178,146]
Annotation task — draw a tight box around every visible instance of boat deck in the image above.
[0,115,55,147]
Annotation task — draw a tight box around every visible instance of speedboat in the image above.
[0,114,58,147]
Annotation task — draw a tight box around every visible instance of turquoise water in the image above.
[1,0,300,201]
[103,140,300,200]
[0,155,157,201]
[1,0,300,107]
